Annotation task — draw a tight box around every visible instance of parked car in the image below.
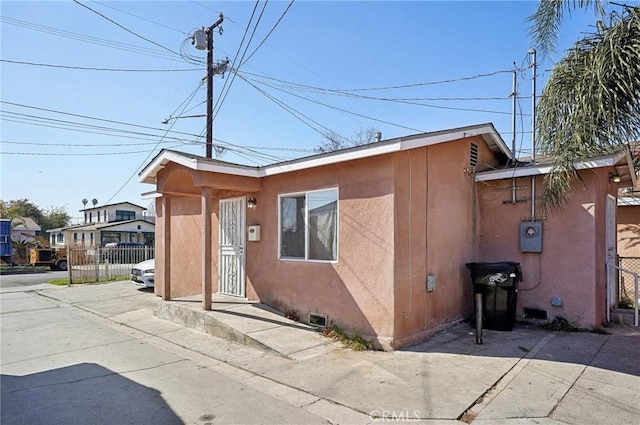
[102,242,145,264]
[131,258,154,288]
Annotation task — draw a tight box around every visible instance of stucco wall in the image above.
[152,134,510,349]
[247,155,397,348]
[154,165,219,299]
[392,136,497,347]
[618,205,640,257]
[477,169,614,328]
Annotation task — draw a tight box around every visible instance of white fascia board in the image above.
[193,160,261,177]
[262,143,402,176]
[475,153,625,182]
[141,124,510,181]
[141,191,162,199]
[400,125,511,158]
[138,153,171,184]
[621,149,638,188]
[265,125,509,176]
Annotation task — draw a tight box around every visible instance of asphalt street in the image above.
[0,270,67,289]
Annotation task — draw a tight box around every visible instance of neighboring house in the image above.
[139,123,636,350]
[48,202,155,247]
[11,217,41,243]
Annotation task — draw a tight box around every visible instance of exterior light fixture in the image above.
[247,197,257,209]
[609,172,621,183]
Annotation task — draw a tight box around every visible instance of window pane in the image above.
[280,196,305,258]
[308,190,337,261]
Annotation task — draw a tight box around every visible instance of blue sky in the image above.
[0,0,605,221]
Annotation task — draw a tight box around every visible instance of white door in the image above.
[606,194,617,318]
[219,197,246,297]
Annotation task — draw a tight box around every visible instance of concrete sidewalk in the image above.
[30,282,640,424]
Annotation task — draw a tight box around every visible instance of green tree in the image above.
[0,199,70,234]
[528,1,640,211]
[1,199,45,224]
[40,206,71,232]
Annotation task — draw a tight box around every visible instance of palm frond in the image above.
[528,0,606,59]
[537,5,640,212]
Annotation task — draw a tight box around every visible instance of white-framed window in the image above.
[278,188,338,262]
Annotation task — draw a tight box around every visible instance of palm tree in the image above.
[82,198,88,209]
[92,198,98,207]
[528,1,640,211]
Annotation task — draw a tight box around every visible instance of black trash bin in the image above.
[465,262,522,331]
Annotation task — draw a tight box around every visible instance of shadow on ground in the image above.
[1,363,183,425]
[403,321,640,377]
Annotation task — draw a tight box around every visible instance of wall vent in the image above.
[309,312,327,329]
[470,143,478,167]
[523,307,548,320]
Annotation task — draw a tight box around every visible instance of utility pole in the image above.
[193,14,228,159]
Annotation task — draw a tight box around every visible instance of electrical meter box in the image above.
[248,225,261,242]
[520,221,542,252]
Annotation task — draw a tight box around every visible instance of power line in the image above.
[91,1,188,35]
[0,59,203,72]
[241,71,522,101]
[340,70,516,92]
[0,113,193,144]
[0,101,204,139]
[238,73,425,133]
[242,72,517,118]
[0,148,182,156]
[212,0,263,118]
[72,0,182,58]
[1,16,183,63]
[0,139,175,147]
[239,69,517,94]
[240,0,295,67]
[241,76,350,143]
[0,137,315,153]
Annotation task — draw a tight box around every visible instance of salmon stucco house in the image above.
[139,123,636,350]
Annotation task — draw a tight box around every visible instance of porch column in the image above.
[202,187,213,310]
[162,195,171,301]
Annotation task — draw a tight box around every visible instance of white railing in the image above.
[67,246,154,285]
[606,263,638,327]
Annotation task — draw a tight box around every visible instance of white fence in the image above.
[606,262,639,327]
[67,246,154,284]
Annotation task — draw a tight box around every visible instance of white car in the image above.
[131,259,154,288]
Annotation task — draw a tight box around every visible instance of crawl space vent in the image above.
[309,313,327,329]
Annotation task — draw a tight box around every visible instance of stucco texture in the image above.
[152,135,501,350]
[477,168,615,328]
[618,205,640,257]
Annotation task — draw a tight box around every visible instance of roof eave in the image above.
[474,151,629,182]
[140,123,512,183]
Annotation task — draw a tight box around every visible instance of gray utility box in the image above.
[520,221,543,252]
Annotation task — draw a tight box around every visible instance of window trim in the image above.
[277,187,339,263]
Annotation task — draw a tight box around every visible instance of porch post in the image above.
[162,195,171,301]
[202,187,213,310]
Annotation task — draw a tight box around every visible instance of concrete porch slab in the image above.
[155,294,338,358]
